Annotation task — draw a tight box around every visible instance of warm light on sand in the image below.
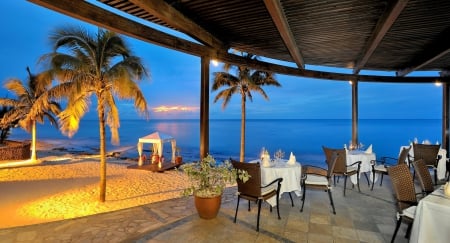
[153,106,199,113]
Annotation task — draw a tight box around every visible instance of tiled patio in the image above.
[0,176,414,243]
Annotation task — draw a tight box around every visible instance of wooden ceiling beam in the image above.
[263,0,305,69]
[128,0,225,50]
[397,48,450,77]
[353,0,408,74]
[28,0,211,56]
[28,0,444,84]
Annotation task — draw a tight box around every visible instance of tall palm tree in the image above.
[0,67,61,162]
[212,53,281,162]
[41,26,149,202]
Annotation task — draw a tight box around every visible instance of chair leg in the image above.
[234,196,241,223]
[327,188,336,214]
[364,172,370,186]
[434,168,438,185]
[288,192,294,207]
[356,173,361,192]
[405,222,413,239]
[343,175,347,196]
[380,173,384,186]
[248,200,251,211]
[256,199,262,231]
[371,171,376,190]
[276,190,281,219]
[391,216,403,243]
[300,185,306,212]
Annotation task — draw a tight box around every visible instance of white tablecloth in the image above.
[410,186,450,243]
[250,159,302,206]
[346,150,376,184]
[400,145,447,180]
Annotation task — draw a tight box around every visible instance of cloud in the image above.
[152,106,199,113]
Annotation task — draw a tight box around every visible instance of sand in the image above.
[0,143,190,229]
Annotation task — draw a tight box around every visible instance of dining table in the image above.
[249,159,302,206]
[409,186,450,243]
[346,150,377,185]
[400,145,447,180]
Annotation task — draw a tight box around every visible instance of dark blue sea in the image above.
[8,119,442,166]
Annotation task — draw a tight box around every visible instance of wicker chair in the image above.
[322,146,366,196]
[412,143,441,185]
[412,159,435,196]
[300,151,338,214]
[387,163,418,243]
[231,161,283,232]
[370,146,411,190]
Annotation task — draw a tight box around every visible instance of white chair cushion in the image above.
[305,174,329,186]
[374,165,387,172]
[397,205,416,219]
[261,183,277,195]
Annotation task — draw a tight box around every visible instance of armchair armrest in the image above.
[261,177,283,189]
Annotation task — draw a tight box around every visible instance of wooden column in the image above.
[200,56,210,159]
[351,80,359,148]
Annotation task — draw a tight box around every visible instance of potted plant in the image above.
[181,154,250,219]
[175,146,183,164]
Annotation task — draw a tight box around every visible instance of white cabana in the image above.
[137,132,176,166]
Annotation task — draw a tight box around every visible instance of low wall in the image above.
[0,140,31,161]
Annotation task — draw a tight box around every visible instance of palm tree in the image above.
[212,53,281,162]
[41,26,149,202]
[0,67,61,162]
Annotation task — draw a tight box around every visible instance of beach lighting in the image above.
[434,81,442,87]
[211,59,219,66]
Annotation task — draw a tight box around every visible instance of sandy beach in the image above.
[0,142,190,229]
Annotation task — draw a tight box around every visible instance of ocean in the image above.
[8,119,442,166]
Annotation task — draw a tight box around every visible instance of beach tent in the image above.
[137,132,176,166]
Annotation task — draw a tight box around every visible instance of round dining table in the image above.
[249,159,302,206]
[346,150,377,184]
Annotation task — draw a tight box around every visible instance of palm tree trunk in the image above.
[240,96,246,162]
[30,120,37,161]
[98,105,107,202]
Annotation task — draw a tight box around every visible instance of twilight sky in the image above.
[0,1,443,120]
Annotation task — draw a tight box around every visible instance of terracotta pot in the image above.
[194,194,222,219]
[175,156,183,164]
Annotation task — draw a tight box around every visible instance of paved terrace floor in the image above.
[0,175,419,243]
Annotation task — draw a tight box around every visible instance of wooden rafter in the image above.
[352,0,408,74]
[128,0,225,50]
[28,0,445,84]
[263,0,305,69]
[397,49,450,77]
[397,28,450,76]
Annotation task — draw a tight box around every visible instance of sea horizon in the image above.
[7,118,443,166]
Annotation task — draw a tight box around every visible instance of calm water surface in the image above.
[9,119,442,166]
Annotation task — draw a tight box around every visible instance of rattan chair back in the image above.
[397,146,411,165]
[412,159,434,195]
[387,164,417,212]
[413,143,440,167]
[231,161,262,197]
[322,146,346,174]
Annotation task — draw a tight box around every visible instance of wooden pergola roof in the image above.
[29,0,450,83]
[28,0,450,157]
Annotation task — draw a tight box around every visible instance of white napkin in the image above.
[423,139,431,144]
[287,152,296,165]
[365,144,373,154]
[262,156,271,167]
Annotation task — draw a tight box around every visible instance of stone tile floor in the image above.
[0,175,421,243]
